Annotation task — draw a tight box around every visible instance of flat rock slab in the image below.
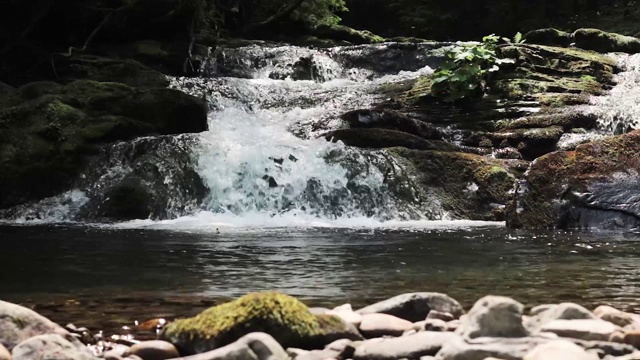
[435,337,551,360]
[356,293,465,322]
[541,319,620,341]
[354,331,460,360]
[524,340,599,360]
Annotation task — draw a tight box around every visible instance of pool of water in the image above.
[2,223,640,336]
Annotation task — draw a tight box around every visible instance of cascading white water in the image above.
[590,53,640,133]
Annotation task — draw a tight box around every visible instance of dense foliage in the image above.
[431,35,515,102]
[342,0,640,40]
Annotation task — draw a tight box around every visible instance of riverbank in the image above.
[3,290,640,360]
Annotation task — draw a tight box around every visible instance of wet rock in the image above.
[526,303,596,331]
[127,340,179,360]
[524,340,599,360]
[530,305,555,316]
[624,331,640,348]
[359,313,413,338]
[326,128,459,152]
[424,319,448,332]
[0,300,72,351]
[310,24,385,45]
[435,336,549,360]
[524,28,572,47]
[262,176,279,188]
[470,126,564,161]
[353,331,460,360]
[611,332,626,344]
[541,319,620,341]
[356,292,465,322]
[573,28,640,54]
[500,113,597,132]
[457,296,530,339]
[11,334,97,360]
[166,333,288,360]
[0,344,10,360]
[571,339,636,357]
[427,311,455,322]
[160,292,363,354]
[594,306,640,328]
[507,130,640,229]
[341,109,443,140]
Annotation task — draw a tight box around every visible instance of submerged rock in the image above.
[507,130,640,229]
[356,292,465,323]
[160,292,363,355]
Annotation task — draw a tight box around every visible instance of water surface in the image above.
[2,224,640,336]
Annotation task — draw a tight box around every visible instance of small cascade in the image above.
[590,53,640,134]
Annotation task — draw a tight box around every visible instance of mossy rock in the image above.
[326,128,458,152]
[55,55,169,88]
[573,28,640,53]
[160,292,362,355]
[310,24,385,45]
[507,130,640,229]
[524,28,572,47]
[389,148,528,221]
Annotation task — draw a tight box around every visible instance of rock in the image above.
[0,344,10,360]
[427,311,455,322]
[541,319,620,341]
[164,333,288,360]
[0,80,208,210]
[524,28,572,47]
[611,332,626,343]
[326,308,362,328]
[326,128,460,152]
[594,306,640,328]
[571,339,636,357]
[530,305,555,316]
[573,28,640,54]
[424,319,448,332]
[457,296,530,339]
[310,24,385,45]
[526,303,596,331]
[11,334,97,360]
[500,113,597,133]
[435,336,549,360]
[355,292,465,323]
[624,331,640,348]
[127,340,179,360]
[389,148,527,221]
[341,109,444,140]
[0,300,71,351]
[353,331,460,360]
[470,126,565,161]
[507,130,640,229]
[524,340,599,360]
[160,292,363,354]
[359,313,413,338]
[446,320,461,332]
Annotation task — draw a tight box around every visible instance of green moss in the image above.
[573,28,640,53]
[403,76,433,104]
[162,292,326,352]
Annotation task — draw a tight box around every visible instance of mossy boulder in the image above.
[573,28,640,54]
[54,56,169,88]
[326,128,459,152]
[310,24,385,45]
[0,80,207,209]
[507,130,640,229]
[160,292,362,355]
[389,148,528,221]
[341,109,444,140]
[524,28,572,47]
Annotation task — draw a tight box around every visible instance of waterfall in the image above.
[0,42,454,226]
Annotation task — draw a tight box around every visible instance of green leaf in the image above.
[514,32,523,44]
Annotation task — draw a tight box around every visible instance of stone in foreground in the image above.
[160,292,362,354]
[457,296,530,339]
[356,292,465,322]
[359,313,413,338]
[127,340,179,360]
[0,300,71,351]
[0,344,10,360]
[435,336,549,360]
[524,340,599,360]
[541,319,620,341]
[353,331,460,360]
[166,333,287,360]
[11,334,97,360]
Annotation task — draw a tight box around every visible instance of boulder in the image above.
[624,331,640,348]
[0,300,70,351]
[457,296,530,339]
[424,319,448,332]
[573,28,640,54]
[359,313,413,338]
[541,319,620,341]
[507,130,640,229]
[353,331,460,360]
[435,336,550,360]
[341,109,444,140]
[11,334,97,360]
[126,340,179,360]
[594,306,640,328]
[326,128,460,152]
[310,24,385,45]
[356,292,465,322]
[524,28,572,47]
[161,333,288,360]
[0,344,10,360]
[427,311,455,322]
[160,292,363,355]
[327,304,362,327]
[526,303,595,331]
[524,340,599,360]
